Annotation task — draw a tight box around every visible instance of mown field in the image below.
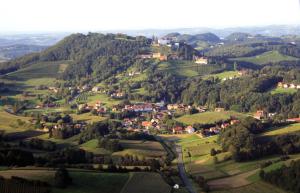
[121,172,171,193]
[157,60,225,77]
[0,169,129,193]
[262,123,300,136]
[6,61,70,80]
[176,111,247,125]
[211,181,287,193]
[80,139,111,155]
[71,113,107,123]
[0,169,175,193]
[231,51,299,65]
[0,110,32,132]
[271,87,298,95]
[112,140,167,159]
[204,71,241,80]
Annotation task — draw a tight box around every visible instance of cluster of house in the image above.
[194,56,208,65]
[124,103,154,112]
[167,104,208,113]
[78,101,107,114]
[172,119,240,137]
[278,82,300,89]
[253,110,276,120]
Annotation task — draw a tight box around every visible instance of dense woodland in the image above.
[260,160,300,193]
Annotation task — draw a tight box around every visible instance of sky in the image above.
[0,0,300,32]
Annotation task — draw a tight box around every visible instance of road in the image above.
[176,145,196,193]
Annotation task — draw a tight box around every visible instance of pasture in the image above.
[121,172,171,193]
[0,169,129,193]
[176,111,246,125]
[205,71,241,80]
[6,61,70,80]
[113,140,167,159]
[157,60,225,77]
[0,110,32,132]
[80,139,110,155]
[271,87,298,95]
[231,51,298,65]
[261,123,300,136]
[71,113,107,123]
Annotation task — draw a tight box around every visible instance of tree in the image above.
[54,167,72,188]
[210,148,217,156]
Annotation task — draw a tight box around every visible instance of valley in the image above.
[0,31,300,193]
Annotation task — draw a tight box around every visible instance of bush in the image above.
[54,167,72,188]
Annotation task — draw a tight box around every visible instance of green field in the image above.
[157,60,225,77]
[205,71,241,80]
[261,123,300,136]
[271,87,298,95]
[0,169,129,193]
[0,110,32,132]
[6,61,70,80]
[71,113,107,123]
[176,111,247,125]
[113,140,167,159]
[121,172,171,193]
[80,139,111,155]
[231,51,299,65]
[87,93,121,107]
[211,181,286,193]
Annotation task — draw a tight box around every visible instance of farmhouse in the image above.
[287,118,300,123]
[254,110,267,120]
[290,84,296,89]
[167,104,179,110]
[124,103,153,112]
[142,121,152,129]
[152,53,167,61]
[137,54,152,59]
[185,126,195,134]
[92,86,101,92]
[195,57,208,65]
[172,126,183,134]
[215,108,225,112]
[111,92,124,99]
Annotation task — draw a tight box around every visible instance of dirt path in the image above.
[208,169,259,190]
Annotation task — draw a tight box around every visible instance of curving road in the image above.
[176,145,196,193]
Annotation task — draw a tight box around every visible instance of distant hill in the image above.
[164,32,221,50]
[0,44,47,60]
[0,33,152,80]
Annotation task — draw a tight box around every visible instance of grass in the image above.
[87,93,121,107]
[0,110,32,132]
[205,71,241,81]
[71,113,107,123]
[80,139,111,155]
[157,60,224,77]
[211,181,287,193]
[121,172,171,193]
[0,169,129,193]
[54,172,128,193]
[271,87,298,95]
[113,140,167,159]
[231,51,299,65]
[261,123,300,137]
[6,61,70,80]
[176,111,247,125]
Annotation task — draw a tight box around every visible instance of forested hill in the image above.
[0,33,151,78]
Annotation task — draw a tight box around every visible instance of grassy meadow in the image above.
[231,51,299,65]
[121,172,171,193]
[271,87,298,95]
[176,111,247,125]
